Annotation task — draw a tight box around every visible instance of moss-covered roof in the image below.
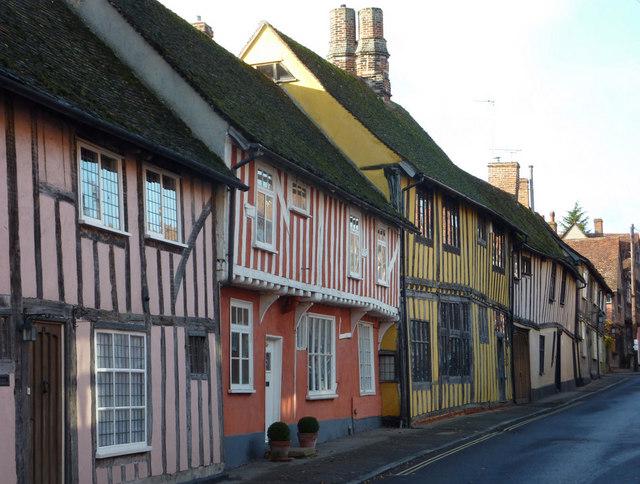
[275,28,570,262]
[107,0,402,222]
[0,0,240,186]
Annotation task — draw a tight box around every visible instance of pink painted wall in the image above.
[0,93,9,295]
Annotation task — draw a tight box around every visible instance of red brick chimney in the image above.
[192,15,214,40]
[549,211,558,233]
[355,7,391,101]
[328,5,357,75]
[594,218,603,235]
[487,161,520,200]
[518,178,530,208]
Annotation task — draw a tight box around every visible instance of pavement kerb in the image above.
[349,377,628,484]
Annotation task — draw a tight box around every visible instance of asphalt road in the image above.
[383,376,640,484]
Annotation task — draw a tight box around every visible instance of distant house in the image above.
[563,220,638,369]
[74,0,409,468]
[0,1,243,482]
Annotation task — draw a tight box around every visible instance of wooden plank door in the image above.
[513,327,531,404]
[30,322,63,484]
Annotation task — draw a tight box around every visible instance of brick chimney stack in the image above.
[518,178,530,208]
[355,7,391,101]
[192,15,214,40]
[487,161,520,200]
[549,211,558,233]
[594,218,603,235]
[328,5,357,75]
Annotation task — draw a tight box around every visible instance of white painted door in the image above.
[264,337,282,439]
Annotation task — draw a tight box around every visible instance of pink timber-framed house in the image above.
[80,0,411,467]
[0,1,245,482]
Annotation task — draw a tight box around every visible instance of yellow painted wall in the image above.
[241,25,400,198]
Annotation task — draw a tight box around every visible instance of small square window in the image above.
[189,335,208,376]
[290,179,308,214]
[379,352,397,382]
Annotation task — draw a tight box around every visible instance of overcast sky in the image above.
[160,0,639,234]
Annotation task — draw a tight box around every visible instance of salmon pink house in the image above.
[223,133,404,465]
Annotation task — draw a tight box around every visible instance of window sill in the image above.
[80,218,130,237]
[348,274,363,281]
[415,236,433,247]
[306,392,338,401]
[359,391,376,397]
[96,444,152,459]
[253,243,278,255]
[443,245,461,255]
[376,280,390,288]
[145,233,187,249]
[228,387,256,394]
[290,207,310,218]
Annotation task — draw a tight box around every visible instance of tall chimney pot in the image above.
[549,211,558,234]
[355,7,391,101]
[328,5,357,75]
[192,17,214,40]
[594,218,603,235]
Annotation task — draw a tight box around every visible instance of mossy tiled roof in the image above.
[0,0,238,185]
[107,0,402,222]
[275,28,569,261]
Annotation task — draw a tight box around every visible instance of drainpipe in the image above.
[509,241,516,403]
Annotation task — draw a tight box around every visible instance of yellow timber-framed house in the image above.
[240,7,582,424]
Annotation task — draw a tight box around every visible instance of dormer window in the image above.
[254,62,296,83]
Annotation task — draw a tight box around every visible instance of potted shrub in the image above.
[267,421,291,461]
[297,416,320,448]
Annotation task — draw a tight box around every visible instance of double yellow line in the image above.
[395,432,499,476]
[395,401,584,476]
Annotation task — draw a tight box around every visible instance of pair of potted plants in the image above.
[267,416,320,461]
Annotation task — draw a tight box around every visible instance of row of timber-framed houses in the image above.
[0,0,617,480]
[240,5,612,426]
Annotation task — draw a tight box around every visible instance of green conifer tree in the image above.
[561,202,590,233]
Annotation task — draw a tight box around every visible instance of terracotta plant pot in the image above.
[297,432,318,448]
[269,440,291,461]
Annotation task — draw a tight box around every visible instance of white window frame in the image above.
[349,211,363,279]
[254,166,276,251]
[358,323,376,396]
[143,165,184,246]
[230,299,254,393]
[77,141,127,235]
[94,331,150,459]
[307,314,337,399]
[289,178,309,215]
[376,224,389,286]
